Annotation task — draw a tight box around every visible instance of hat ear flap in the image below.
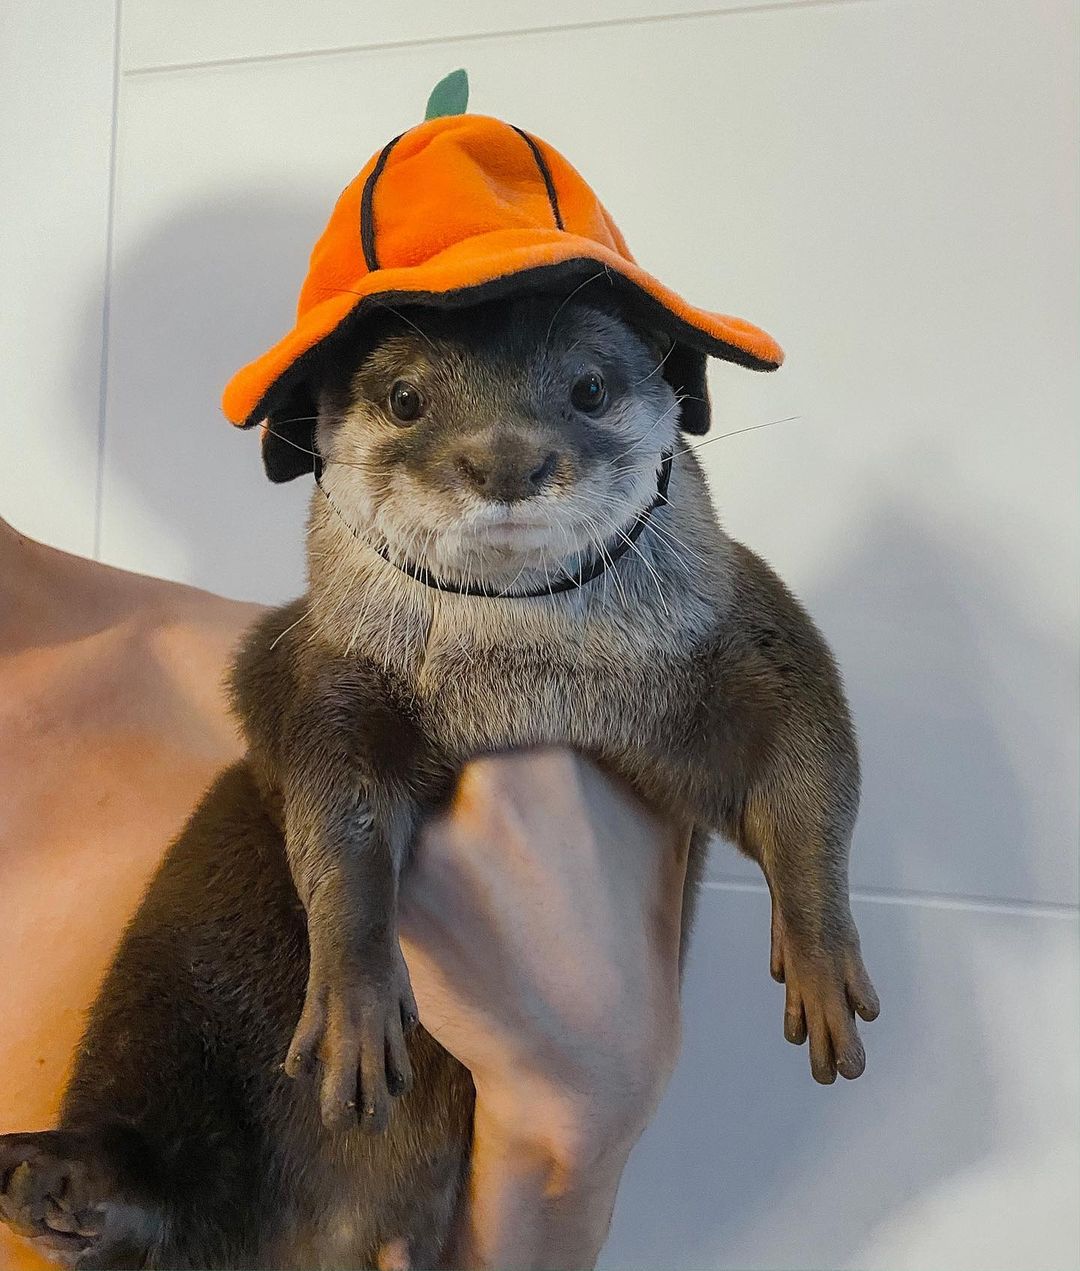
[662,344,711,435]
[258,383,319,483]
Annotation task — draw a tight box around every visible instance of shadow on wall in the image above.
[705,462,1077,904]
[820,480,1076,905]
[603,508,1058,1269]
[77,188,331,603]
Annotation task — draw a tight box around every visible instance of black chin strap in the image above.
[313,448,672,600]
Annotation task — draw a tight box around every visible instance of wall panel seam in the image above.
[92,0,124,560]
[705,876,1080,921]
[121,0,879,77]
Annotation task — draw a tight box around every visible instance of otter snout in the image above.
[449,434,561,503]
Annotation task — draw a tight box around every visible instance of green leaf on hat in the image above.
[425,68,469,120]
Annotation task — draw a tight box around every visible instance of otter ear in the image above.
[661,343,711,435]
[259,382,319,483]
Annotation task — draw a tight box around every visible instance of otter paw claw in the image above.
[770,908,879,1084]
[285,949,417,1133]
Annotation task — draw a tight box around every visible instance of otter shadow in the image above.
[79,188,330,603]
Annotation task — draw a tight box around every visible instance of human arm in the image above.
[398,749,690,1271]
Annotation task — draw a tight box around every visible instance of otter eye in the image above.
[571,371,606,414]
[389,380,424,423]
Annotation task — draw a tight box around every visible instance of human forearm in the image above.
[444,1099,631,1271]
[401,751,689,1271]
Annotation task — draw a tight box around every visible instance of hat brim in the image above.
[222,227,783,428]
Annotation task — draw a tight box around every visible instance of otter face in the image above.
[314,294,681,590]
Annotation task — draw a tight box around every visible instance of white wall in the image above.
[2,2,1077,1267]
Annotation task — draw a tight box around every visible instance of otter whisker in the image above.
[547,520,573,607]
[344,551,379,655]
[577,505,631,611]
[613,393,687,459]
[575,485,707,570]
[496,535,540,598]
[317,486,375,647]
[629,340,675,387]
[259,422,370,473]
[636,517,705,571]
[383,574,404,671]
[370,300,438,353]
[461,539,477,607]
[309,289,438,353]
[560,486,669,594]
[596,510,670,615]
[544,270,608,345]
[417,525,439,583]
[269,606,312,651]
[671,414,804,459]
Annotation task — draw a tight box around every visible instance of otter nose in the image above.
[454,442,559,502]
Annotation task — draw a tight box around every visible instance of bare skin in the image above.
[0,520,683,1271]
[0,519,260,1271]
[404,751,688,1271]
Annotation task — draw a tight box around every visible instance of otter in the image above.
[0,292,878,1269]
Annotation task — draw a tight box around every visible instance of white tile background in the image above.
[2,1,1077,1267]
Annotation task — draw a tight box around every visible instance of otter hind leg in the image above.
[0,1129,160,1270]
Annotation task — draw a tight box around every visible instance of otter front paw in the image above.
[284,945,418,1133]
[770,904,880,1083]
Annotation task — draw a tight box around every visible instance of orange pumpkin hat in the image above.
[223,75,783,482]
